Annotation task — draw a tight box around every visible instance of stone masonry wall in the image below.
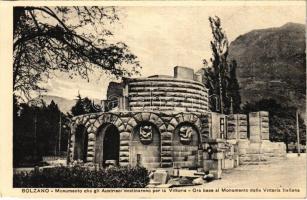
[227,114,248,140]
[68,111,211,169]
[68,110,286,170]
[249,111,270,142]
[234,111,285,165]
[127,78,209,113]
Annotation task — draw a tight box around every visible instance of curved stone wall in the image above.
[68,111,211,169]
[127,78,209,113]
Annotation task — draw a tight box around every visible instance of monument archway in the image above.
[131,121,161,169]
[73,125,88,162]
[95,123,120,167]
[173,122,201,169]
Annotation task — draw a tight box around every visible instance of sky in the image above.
[40,3,306,100]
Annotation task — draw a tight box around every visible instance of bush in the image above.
[13,165,150,188]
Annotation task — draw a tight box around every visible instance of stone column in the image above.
[202,139,224,179]
[119,132,130,167]
[227,114,248,140]
[249,111,269,142]
[160,131,173,168]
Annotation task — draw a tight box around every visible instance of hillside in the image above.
[35,95,103,114]
[228,22,306,114]
[35,95,76,114]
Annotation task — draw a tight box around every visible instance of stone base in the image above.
[238,140,286,165]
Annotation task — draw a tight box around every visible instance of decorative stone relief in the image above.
[179,125,193,144]
[139,125,153,144]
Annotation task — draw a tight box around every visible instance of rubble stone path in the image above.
[197,154,306,191]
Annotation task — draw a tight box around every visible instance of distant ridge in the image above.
[229,22,306,115]
[35,95,102,114]
[35,95,76,114]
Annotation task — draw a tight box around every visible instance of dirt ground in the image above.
[194,153,306,198]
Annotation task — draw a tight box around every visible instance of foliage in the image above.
[226,60,241,113]
[242,99,306,149]
[202,16,241,114]
[13,165,150,188]
[13,96,70,167]
[13,6,141,100]
[71,93,100,116]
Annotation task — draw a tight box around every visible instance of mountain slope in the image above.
[36,95,76,114]
[36,95,103,114]
[229,22,306,114]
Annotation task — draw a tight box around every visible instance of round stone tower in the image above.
[126,77,209,113]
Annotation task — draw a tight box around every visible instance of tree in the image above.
[13,98,70,167]
[242,99,306,151]
[71,93,98,116]
[202,16,241,114]
[225,60,241,114]
[13,6,141,100]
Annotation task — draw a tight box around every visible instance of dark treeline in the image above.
[13,96,69,167]
[13,94,101,167]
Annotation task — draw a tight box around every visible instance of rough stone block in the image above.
[187,155,196,161]
[259,111,269,117]
[209,169,222,179]
[120,146,129,151]
[238,148,247,155]
[88,133,95,140]
[173,161,194,168]
[88,141,95,146]
[161,157,173,163]
[239,121,248,126]
[119,157,129,162]
[262,122,269,128]
[247,154,262,162]
[119,152,129,157]
[161,132,172,140]
[174,66,194,80]
[249,125,261,143]
[222,159,234,169]
[87,151,95,157]
[239,126,248,132]
[227,131,237,140]
[203,160,216,171]
[247,143,262,154]
[239,131,248,139]
[161,140,172,146]
[144,157,160,163]
[117,125,125,132]
[194,73,203,83]
[162,146,172,151]
[173,156,185,162]
[120,132,130,140]
[203,152,210,160]
[87,157,94,162]
[192,177,205,185]
[212,152,224,160]
[238,139,250,147]
[120,141,129,146]
[161,151,172,157]
[261,132,270,140]
[127,119,137,127]
[161,162,172,168]
[153,170,169,184]
[249,112,260,126]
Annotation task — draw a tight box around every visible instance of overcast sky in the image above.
[40,4,305,100]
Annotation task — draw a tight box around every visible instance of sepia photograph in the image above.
[0,0,306,198]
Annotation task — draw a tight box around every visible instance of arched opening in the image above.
[173,122,201,169]
[73,125,88,162]
[95,124,120,167]
[131,121,160,169]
